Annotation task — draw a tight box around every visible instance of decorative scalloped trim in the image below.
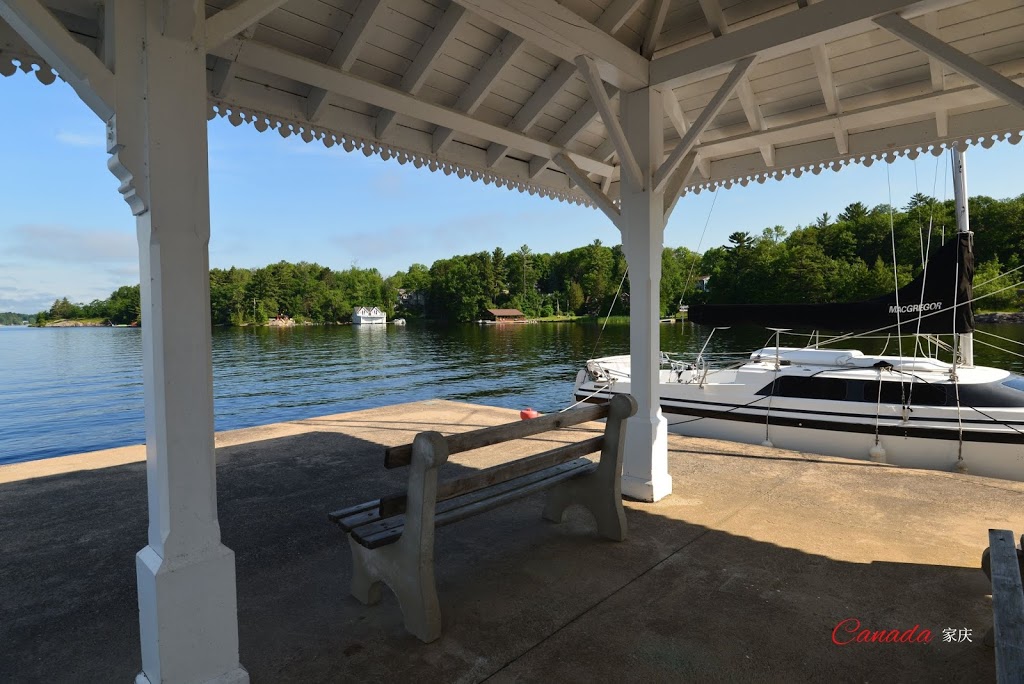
[681,130,1024,196]
[208,101,593,208]
[0,51,58,85]
[8,51,1023,210]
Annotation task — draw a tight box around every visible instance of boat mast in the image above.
[951,149,974,367]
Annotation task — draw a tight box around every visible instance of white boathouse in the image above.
[1,0,1022,681]
[353,306,386,325]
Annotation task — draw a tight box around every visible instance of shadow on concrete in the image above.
[0,427,997,683]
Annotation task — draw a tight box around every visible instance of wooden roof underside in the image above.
[2,0,1023,207]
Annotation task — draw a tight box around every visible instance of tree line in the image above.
[0,312,35,325]
[700,193,1024,311]
[31,192,1024,326]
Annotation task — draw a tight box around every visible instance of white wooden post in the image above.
[108,2,248,682]
[618,87,672,502]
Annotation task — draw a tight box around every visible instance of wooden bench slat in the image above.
[989,529,1024,684]
[352,459,597,549]
[333,506,384,533]
[328,499,379,522]
[378,436,605,517]
[384,402,610,469]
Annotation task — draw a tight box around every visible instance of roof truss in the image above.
[651,0,975,89]
[447,0,648,90]
[376,3,467,140]
[308,0,388,122]
[206,0,290,49]
[874,13,1024,111]
[433,31,525,154]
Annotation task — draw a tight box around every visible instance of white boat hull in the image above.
[576,350,1024,481]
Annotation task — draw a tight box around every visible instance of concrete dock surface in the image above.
[2,399,1023,683]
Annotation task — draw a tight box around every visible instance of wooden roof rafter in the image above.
[1,0,1022,211]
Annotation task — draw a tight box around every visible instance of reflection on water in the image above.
[1,321,1021,464]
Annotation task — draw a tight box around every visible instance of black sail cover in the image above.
[689,232,975,334]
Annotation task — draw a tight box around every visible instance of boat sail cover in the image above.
[690,233,975,334]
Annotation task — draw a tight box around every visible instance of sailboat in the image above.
[574,152,1024,480]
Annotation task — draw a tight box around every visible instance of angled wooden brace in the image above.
[874,13,1024,112]
[575,55,644,190]
[0,0,114,119]
[554,153,622,230]
[654,55,754,194]
[206,0,291,49]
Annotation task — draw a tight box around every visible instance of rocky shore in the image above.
[45,320,108,327]
[976,312,1024,324]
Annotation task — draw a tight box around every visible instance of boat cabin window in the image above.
[756,376,847,400]
[1003,376,1024,393]
[858,380,948,406]
[757,376,951,405]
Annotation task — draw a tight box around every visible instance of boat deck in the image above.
[2,400,1022,682]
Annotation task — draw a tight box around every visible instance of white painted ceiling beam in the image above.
[554,153,621,228]
[651,0,975,89]
[641,0,670,60]
[697,0,771,165]
[874,13,1024,112]
[922,12,946,137]
[663,91,711,178]
[528,81,618,179]
[485,60,576,167]
[575,55,642,189]
[808,44,838,114]
[596,0,645,34]
[654,56,754,194]
[308,0,387,121]
[211,58,238,98]
[691,78,1024,161]
[376,3,467,139]
[206,0,291,49]
[433,32,525,153]
[796,0,843,151]
[663,151,699,221]
[447,0,648,90]
[213,39,616,177]
[211,25,256,100]
[0,0,113,119]
[592,138,615,162]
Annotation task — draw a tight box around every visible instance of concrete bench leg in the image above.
[347,431,448,643]
[543,394,635,542]
[348,536,441,642]
[543,473,627,541]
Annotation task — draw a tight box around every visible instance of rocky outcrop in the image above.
[45,320,108,327]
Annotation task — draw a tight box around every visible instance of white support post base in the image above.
[618,87,672,503]
[135,547,248,684]
[106,2,248,682]
[622,414,672,501]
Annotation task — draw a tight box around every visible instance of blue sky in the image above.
[2,71,1022,313]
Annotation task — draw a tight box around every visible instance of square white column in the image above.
[111,2,249,682]
[618,88,672,502]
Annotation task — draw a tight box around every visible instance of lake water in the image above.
[2,321,1023,465]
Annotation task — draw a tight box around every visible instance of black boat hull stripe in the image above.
[574,393,1024,445]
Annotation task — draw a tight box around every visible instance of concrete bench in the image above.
[328,393,637,642]
[982,529,1024,683]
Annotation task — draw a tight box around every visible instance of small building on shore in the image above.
[353,307,386,325]
[485,308,526,323]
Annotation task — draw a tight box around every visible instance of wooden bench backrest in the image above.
[378,396,635,518]
[384,402,611,468]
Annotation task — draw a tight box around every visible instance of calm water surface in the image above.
[2,321,1022,464]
